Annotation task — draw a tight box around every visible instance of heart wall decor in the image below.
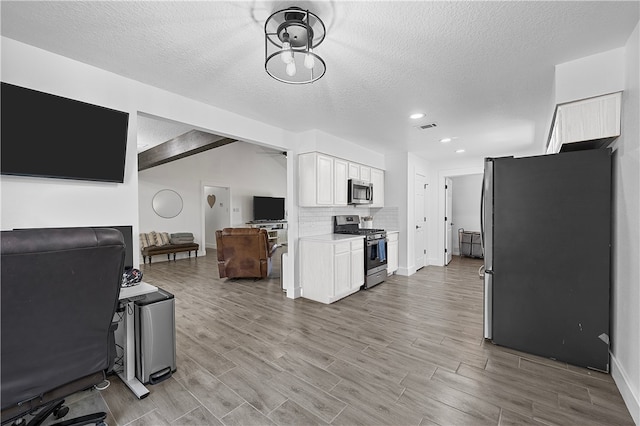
[207,194,216,208]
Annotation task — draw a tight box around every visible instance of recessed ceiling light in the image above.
[456,149,466,154]
[440,138,452,143]
[409,113,425,120]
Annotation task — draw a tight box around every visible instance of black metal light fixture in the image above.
[264,6,326,84]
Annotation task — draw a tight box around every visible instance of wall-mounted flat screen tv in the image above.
[253,196,285,221]
[1,82,129,183]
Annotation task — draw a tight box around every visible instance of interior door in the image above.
[445,178,453,265]
[414,173,426,270]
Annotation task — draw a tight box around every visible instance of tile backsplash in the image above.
[372,206,399,231]
[298,206,399,237]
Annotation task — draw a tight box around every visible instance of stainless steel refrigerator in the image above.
[482,148,612,372]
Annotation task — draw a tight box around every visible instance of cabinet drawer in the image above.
[351,239,364,251]
[334,242,350,254]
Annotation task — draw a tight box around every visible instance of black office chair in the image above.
[1,227,125,426]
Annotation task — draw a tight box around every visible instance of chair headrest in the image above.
[220,228,265,236]
[1,227,124,255]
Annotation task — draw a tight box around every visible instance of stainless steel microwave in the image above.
[348,179,373,204]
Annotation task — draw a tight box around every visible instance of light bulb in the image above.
[304,49,315,69]
[286,61,297,77]
[280,41,293,64]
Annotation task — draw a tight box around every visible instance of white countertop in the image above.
[119,281,157,299]
[386,230,399,234]
[300,234,365,242]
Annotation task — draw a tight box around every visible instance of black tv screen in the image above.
[1,82,129,183]
[253,196,285,221]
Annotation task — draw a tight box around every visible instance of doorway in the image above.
[437,167,484,266]
[203,185,231,251]
[414,173,427,270]
[444,177,453,265]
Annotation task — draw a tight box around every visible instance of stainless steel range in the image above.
[333,215,387,289]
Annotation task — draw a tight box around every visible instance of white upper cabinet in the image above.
[334,158,348,206]
[299,152,334,206]
[370,168,385,208]
[359,166,371,182]
[299,152,384,207]
[348,163,360,180]
[546,114,561,154]
[547,92,622,154]
[348,163,371,182]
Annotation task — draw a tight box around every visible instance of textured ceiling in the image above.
[2,1,638,161]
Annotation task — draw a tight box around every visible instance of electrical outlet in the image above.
[233,207,240,213]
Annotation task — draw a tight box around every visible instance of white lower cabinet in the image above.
[351,240,365,287]
[387,231,399,275]
[300,235,365,304]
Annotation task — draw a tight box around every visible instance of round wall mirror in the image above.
[152,189,183,218]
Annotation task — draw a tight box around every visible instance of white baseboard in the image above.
[396,266,415,276]
[288,286,302,299]
[611,353,640,425]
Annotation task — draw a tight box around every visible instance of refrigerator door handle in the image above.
[483,270,493,339]
[480,175,485,250]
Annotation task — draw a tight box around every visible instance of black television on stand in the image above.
[253,196,285,222]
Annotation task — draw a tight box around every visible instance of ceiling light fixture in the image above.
[456,149,466,153]
[409,113,425,120]
[440,137,452,143]
[265,7,326,84]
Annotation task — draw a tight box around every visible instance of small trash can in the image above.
[135,287,176,385]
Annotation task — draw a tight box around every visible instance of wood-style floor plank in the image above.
[80,253,634,426]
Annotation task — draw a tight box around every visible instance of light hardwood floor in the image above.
[62,253,633,425]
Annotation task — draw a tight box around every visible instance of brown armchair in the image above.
[215,228,276,279]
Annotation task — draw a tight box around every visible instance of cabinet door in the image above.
[348,163,360,179]
[334,159,348,206]
[370,168,384,207]
[351,248,364,289]
[334,243,351,296]
[387,240,398,274]
[316,154,334,205]
[558,92,621,146]
[359,166,371,182]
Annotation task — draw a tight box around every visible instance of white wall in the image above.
[384,153,411,274]
[138,141,287,262]
[610,23,640,425]
[382,153,431,276]
[297,129,385,170]
[1,37,292,271]
[203,186,230,249]
[555,47,626,104]
[450,174,483,255]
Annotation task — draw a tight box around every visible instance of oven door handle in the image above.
[366,238,387,247]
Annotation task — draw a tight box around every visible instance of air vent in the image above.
[419,123,438,130]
